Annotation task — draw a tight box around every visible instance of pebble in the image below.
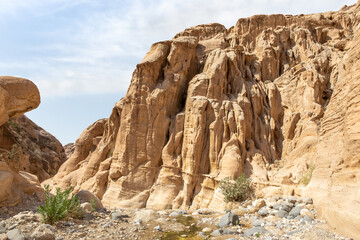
[258,207,268,216]
[244,226,267,237]
[278,209,288,218]
[202,227,212,233]
[211,229,223,236]
[153,225,162,231]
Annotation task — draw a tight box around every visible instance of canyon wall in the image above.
[47,2,360,238]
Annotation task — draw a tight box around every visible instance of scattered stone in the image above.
[134,209,158,223]
[231,207,247,216]
[111,212,125,220]
[272,204,281,210]
[169,212,180,217]
[134,219,142,225]
[197,208,213,215]
[258,207,268,216]
[0,233,7,240]
[55,237,64,240]
[252,219,265,227]
[287,196,298,204]
[280,204,292,212]
[31,224,56,240]
[244,227,267,237]
[289,206,302,217]
[211,229,223,236]
[202,227,212,233]
[278,210,288,218]
[253,199,266,209]
[7,224,19,231]
[288,229,302,236]
[7,229,25,240]
[304,215,313,222]
[153,225,162,231]
[300,208,314,218]
[222,228,238,235]
[102,222,113,228]
[218,212,239,228]
[178,210,187,215]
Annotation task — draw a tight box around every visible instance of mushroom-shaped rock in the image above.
[0,76,40,126]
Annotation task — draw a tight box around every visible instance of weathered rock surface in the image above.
[0,115,66,182]
[48,2,360,239]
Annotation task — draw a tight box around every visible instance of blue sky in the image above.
[0,0,354,144]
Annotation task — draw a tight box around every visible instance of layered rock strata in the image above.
[48,2,360,238]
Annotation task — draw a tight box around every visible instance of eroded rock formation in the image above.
[0,115,66,182]
[0,76,65,207]
[48,2,360,238]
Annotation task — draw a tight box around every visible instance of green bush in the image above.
[219,174,252,202]
[38,185,84,224]
[300,164,315,186]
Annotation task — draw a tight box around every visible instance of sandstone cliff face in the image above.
[48,2,360,238]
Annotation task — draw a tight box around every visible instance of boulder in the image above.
[76,190,103,209]
[218,212,239,228]
[31,224,56,240]
[7,229,25,240]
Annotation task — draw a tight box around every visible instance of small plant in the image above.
[8,119,20,132]
[300,164,315,186]
[0,144,21,162]
[38,185,84,224]
[90,198,97,212]
[219,174,252,202]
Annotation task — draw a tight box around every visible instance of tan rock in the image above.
[231,207,247,216]
[300,208,314,219]
[48,3,360,239]
[133,209,158,223]
[0,161,43,207]
[0,76,40,124]
[252,199,266,209]
[76,190,103,209]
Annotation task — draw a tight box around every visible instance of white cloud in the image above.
[0,0,355,98]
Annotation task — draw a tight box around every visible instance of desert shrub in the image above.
[90,199,97,212]
[0,144,21,161]
[300,164,315,186]
[8,119,20,132]
[219,174,252,202]
[38,185,84,224]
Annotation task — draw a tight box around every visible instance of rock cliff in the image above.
[47,2,360,238]
[0,76,65,207]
